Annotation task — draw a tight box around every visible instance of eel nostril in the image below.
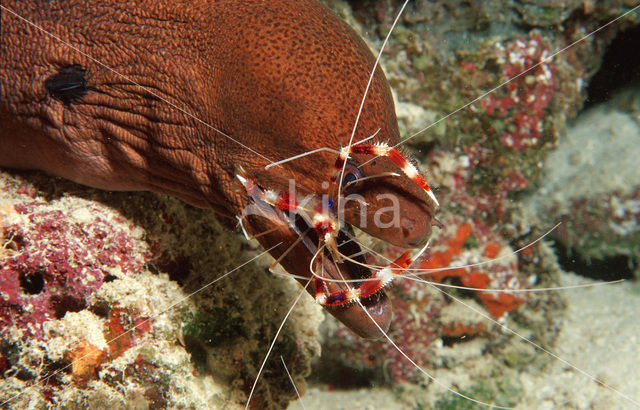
[401,216,432,247]
[401,217,415,235]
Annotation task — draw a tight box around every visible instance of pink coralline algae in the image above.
[0,185,149,341]
[451,143,530,219]
[479,34,555,151]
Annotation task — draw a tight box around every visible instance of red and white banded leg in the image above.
[314,249,415,306]
[337,142,439,207]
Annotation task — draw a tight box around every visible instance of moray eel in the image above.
[0,0,438,338]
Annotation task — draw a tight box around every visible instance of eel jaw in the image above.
[240,198,393,339]
[314,225,393,339]
[287,212,394,339]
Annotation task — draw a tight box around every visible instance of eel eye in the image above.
[341,162,364,192]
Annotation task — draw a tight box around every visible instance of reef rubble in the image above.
[0,171,322,409]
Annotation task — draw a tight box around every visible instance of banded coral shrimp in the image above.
[0,0,636,410]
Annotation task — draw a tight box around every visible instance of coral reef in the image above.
[528,87,640,277]
[315,157,563,390]
[0,171,322,409]
[311,0,639,407]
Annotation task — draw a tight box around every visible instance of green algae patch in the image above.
[183,308,248,348]
[434,377,523,410]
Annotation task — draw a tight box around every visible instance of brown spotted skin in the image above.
[0,0,436,338]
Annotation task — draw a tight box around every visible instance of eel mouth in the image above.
[237,173,394,339]
[287,211,393,339]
